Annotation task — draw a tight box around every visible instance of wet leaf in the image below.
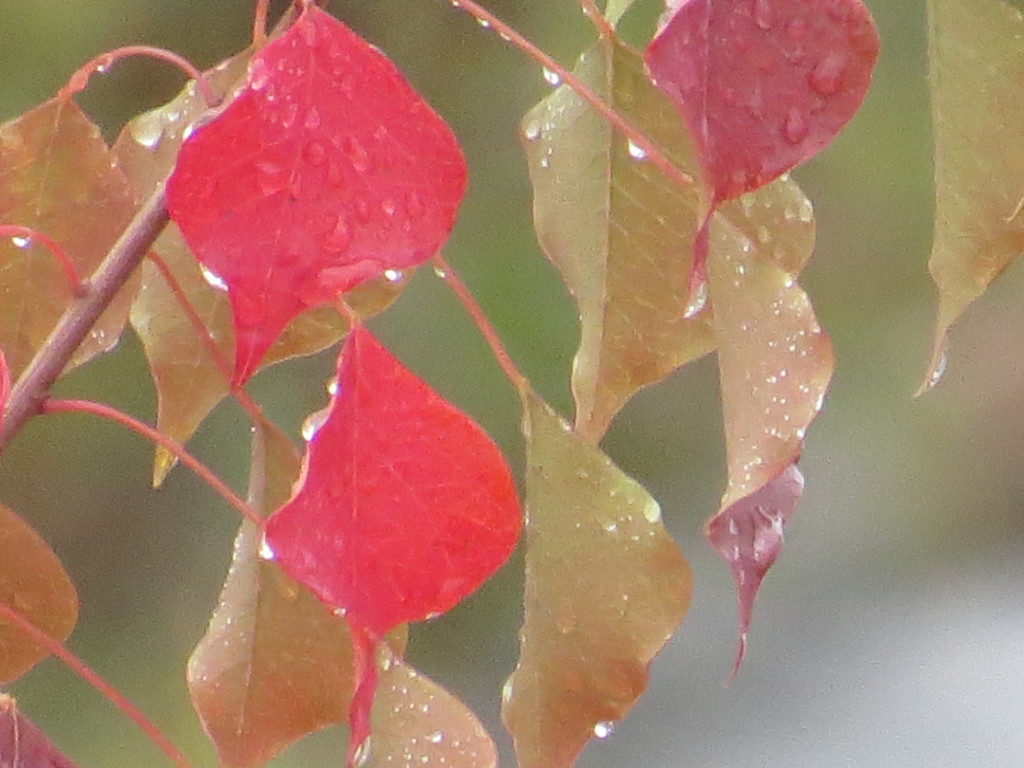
[645,0,879,203]
[0,694,81,768]
[264,325,519,762]
[0,349,9,436]
[522,37,712,441]
[167,6,467,384]
[503,392,691,768]
[0,503,78,684]
[115,53,404,485]
[363,644,497,768]
[0,97,139,378]
[188,414,407,768]
[922,0,1024,389]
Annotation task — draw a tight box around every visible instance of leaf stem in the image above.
[577,0,616,39]
[0,226,85,298]
[253,0,271,46]
[0,601,193,768]
[42,398,262,527]
[443,0,693,191]
[61,46,218,108]
[0,179,171,454]
[431,253,528,393]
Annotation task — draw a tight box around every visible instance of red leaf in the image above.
[0,349,9,435]
[645,0,879,202]
[263,324,520,763]
[705,463,803,676]
[1,694,81,768]
[166,6,467,384]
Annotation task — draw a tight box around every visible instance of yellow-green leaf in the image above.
[503,392,691,768]
[0,97,139,378]
[923,0,1024,388]
[0,502,78,684]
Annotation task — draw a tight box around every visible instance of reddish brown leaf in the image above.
[0,694,81,768]
[263,325,519,761]
[167,6,467,384]
[0,503,78,684]
[645,0,879,203]
[0,98,139,378]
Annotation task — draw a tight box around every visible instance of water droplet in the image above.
[643,498,661,523]
[542,67,561,86]
[249,58,270,91]
[476,16,491,28]
[258,536,276,561]
[756,224,772,245]
[304,141,327,167]
[200,265,228,291]
[305,107,321,131]
[782,108,809,144]
[302,408,330,441]
[281,102,299,129]
[523,120,542,141]
[344,136,372,173]
[501,678,514,702]
[433,264,449,279]
[352,737,372,768]
[924,348,948,391]
[10,235,30,249]
[753,0,772,29]
[808,53,849,97]
[130,112,163,149]
[626,138,647,160]
[593,721,615,739]
[427,731,444,744]
[683,280,708,318]
[384,268,403,282]
[381,198,397,217]
[602,521,618,533]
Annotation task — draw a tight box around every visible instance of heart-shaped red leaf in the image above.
[645,0,879,202]
[166,6,467,384]
[263,324,519,763]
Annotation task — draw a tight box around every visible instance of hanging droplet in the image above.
[384,268,403,282]
[592,721,615,739]
[200,264,229,291]
[130,111,164,150]
[432,264,449,279]
[923,347,948,392]
[10,235,30,249]
[542,67,561,86]
[476,16,491,28]
[301,408,330,441]
[344,136,372,173]
[808,53,849,97]
[523,120,542,141]
[258,536,276,561]
[782,108,809,144]
[683,280,708,318]
[352,737,372,768]
[626,138,647,161]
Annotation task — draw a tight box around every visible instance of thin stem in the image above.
[432,253,528,393]
[61,46,217,108]
[0,601,193,768]
[253,0,271,46]
[0,178,171,453]
[42,398,262,527]
[578,0,616,39]
[0,226,85,297]
[446,0,694,191]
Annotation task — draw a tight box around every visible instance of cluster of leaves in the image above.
[1,0,1018,766]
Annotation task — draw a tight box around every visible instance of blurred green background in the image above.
[2,1,1023,766]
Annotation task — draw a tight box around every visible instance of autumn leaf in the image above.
[115,52,405,485]
[503,392,691,768]
[0,97,139,378]
[167,5,467,384]
[263,325,520,763]
[921,0,1024,390]
[0,503,79,684]
[1,694,80,768]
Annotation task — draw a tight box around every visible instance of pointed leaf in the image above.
[522,37,712,441]
[645,0,879,202]
[115,54,404,485]
[605,0,638,26]
[0,503,78,684]
[167,6,467,383]
[503,392,691,768]
[1,694,81,768]
[364,645,497,768]
[0,98,139,378]
[922,0,1024,387]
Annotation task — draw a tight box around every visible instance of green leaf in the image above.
[0,97,139,378]
[0,502,78,684]
[604,0,637,26]
[503,392,691,768]
[922,0,1024,388]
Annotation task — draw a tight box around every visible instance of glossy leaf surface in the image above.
[503,393,691,768]
[645,0,879,202]
[167,6,467,384]
[522,37,712,441]
[116,53,405,485]
[0,503,78,684]
[0,98,138,377]
[1,694,80,768]
[922,0,1024,387]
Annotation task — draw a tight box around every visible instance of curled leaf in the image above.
[167,6,467,383]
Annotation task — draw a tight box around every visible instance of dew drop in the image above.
[384,268,403,282]
[130,112,163,150]
[753,0,772,30]
[352,737,372,768]
[344,136,372,173]
[281,102,299,129]
[501,678,514,702]
[10,235,30,249]
[258,536,276,561]
[427,731,444,744]
[542,67,561,86]
[782,108,809,144]
[476,16,491,28]
[643,498,662,524]
[924,348,948,392]
[249,58,270,91]
[593,721,615,739]
[808,53,849,97]
[523,120,542,141]
[683,280,708,318]
[200,265,228,291]
[602,521,618,533]
[381,198,397,217]
[302,408,329,441]
[626,138,647,160]
[433,264,449,279]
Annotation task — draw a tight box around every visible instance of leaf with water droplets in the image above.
[0,502,79,684]
[114,52,404,485]
[503,392,691,768]
[1,695,81,768]
[921,0,1024,391]
[188,414,407,768]
[645,0,879,202]
[0,349,9,435]
[704,189,832,670]
[166,5,467,384]
[0,97,139,378]
[363,645,496,768]
[263,325,519,765]
[522,36,712,441]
